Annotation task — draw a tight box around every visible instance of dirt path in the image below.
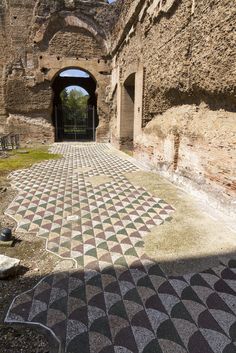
[0,152,62,353]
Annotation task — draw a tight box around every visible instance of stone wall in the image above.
[5,114,55,145]
[0,0,119,143]
[135,104,236,215]
[110,0,236,215]
[0,1,8,131]
[48,28,104,58]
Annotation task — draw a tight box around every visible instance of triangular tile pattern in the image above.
[6,144,173,262]
[5,143,236,353]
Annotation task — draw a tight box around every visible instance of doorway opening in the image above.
[120,73,136,149]
[52,68,98,141]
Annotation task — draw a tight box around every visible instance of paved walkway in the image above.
[5,143,236,353]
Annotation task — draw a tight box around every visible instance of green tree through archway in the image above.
[60,87,89,138]
[52,69,98,142]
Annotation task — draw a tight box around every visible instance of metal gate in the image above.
[55,105,96,142]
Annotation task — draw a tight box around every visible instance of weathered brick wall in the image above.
[49,28,104,58]
[112,0,236,120]
[0,0,120,143]
[6,80,52,116]
[0,1,8,131]
[110,0,236,214]
[5,114,55,145]
[135,104,236,215]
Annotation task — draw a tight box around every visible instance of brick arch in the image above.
[122,67,138,84]
[47,63,99,85]
[33,13,108,53]
[116,63,144,149]
[119,72,136,149]
[51,67,99,142]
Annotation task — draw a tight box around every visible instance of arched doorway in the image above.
[52,68,98,141]
[120,73,136,149]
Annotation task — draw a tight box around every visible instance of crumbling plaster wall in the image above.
[1,0,119,143]
[110,0,236,215]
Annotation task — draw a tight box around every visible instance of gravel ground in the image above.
[0,177,58,353]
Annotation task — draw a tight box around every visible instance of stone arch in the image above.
[46,62,100,89]
[51,67,98,142]
[117,63,144,149]
[50,66,98,85]
[33,13,108,53]
[119,72,136,149]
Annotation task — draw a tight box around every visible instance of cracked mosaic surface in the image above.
[5,143,236,353]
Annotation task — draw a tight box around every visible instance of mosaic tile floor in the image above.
[5,143,236,353]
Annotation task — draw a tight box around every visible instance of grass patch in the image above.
[122,149,133,157]
[0,146,61,181]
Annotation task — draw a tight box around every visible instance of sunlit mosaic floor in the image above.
[5,143,236,353]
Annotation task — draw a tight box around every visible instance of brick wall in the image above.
[0,0,118,143]
[110,0,236,215]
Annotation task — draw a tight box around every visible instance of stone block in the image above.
[0,255,20,279]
